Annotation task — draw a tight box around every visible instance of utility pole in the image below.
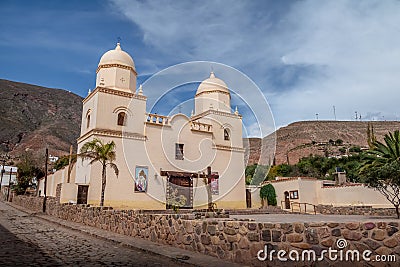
[0,159,5,192]
[43,148,48,213]
[7,168,12,201]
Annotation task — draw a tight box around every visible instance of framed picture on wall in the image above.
[135,166,148,193]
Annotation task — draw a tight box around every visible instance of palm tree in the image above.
[367,130,400,165]
[79,138,119,206]
[360,130,400,218]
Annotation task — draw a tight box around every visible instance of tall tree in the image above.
[79,138,119,207]
[15,151,43,195]
[360,130,400,218]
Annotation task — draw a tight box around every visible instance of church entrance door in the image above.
[166,176,193,209]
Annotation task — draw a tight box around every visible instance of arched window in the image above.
[224,129,230,140]
[117,112,126,126]
[86,114,91,129]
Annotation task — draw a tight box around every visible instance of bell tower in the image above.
[76,42,147,187]
[95,42,137,93]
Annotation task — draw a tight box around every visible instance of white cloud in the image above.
[273,0,400,124]
[110,0,400,129]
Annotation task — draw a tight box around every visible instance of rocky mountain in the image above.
[0,79,82,160]
[245,121,400,166]
[2,79,400,167]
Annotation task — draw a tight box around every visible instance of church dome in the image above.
[196,72,229,96]
[98,42,135,70]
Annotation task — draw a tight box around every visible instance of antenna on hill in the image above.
[333,105,337,120]
[117,37,121,43]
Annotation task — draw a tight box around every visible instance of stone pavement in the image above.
[0,201,243,267]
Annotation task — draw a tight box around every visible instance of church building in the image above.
[48,42,247,209]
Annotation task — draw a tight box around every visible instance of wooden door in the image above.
[284,191,290,209]
[246,189,252,208]
[77,185,89,204]
[166,176,193,209]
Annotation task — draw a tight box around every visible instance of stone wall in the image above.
[317,204,396,217]
[12,195,59,215]
[12,195,400,266]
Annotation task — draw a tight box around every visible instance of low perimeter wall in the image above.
[317,205,396,216]
[12,195,400,266]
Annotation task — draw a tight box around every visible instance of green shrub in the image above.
[260,184,277,206]
[349,146,362,153]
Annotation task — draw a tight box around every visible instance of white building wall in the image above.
[248,178,393,210]
[318,184,391,208]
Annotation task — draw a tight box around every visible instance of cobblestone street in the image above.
[0,201,187,266]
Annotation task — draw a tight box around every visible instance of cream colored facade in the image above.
[248,177,392,210]
[38,165,77,203]
[46,42,246,209]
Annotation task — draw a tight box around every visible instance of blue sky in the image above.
[1,0,400,133]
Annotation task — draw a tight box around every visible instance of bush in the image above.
[349,146,362,153]
[54,155,77,171]
[336,139,344,145]
[260,184,277,206]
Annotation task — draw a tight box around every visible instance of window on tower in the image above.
[86,114,91,129]
[175,143,184,160]
[117,112,126,126]
[224,129,230,141]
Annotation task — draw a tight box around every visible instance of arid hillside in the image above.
[0,79,82,159]
[245,121,400,165]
